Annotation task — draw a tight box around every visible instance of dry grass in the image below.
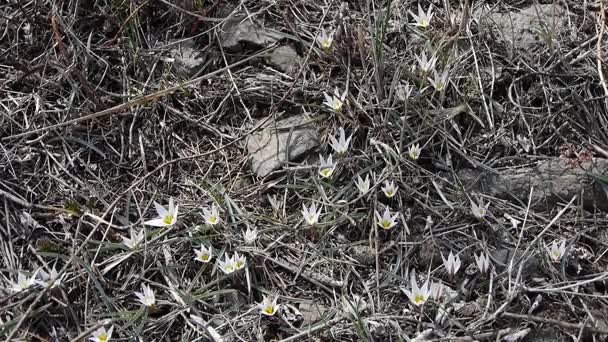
[2,0,608,341]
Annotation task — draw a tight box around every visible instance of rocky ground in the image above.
[2,0,608,341]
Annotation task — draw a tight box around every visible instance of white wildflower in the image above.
[36,265,62,289]
[89,326,113,342]
[218,254,235,274]
[410,3,434,28]
[546,240,566,263]
[7,271,37,293]
[323,88,347,113]
[318,154,336,179]
[381,180,398,198]
[134,284,156,308]
[329,127,352,155]
[302,203,321,226]
[355,174,371,195]
[402,273,431,307]
[144,198,178,227]
[316,28,334,50]
[430,281,443,302]
[243,226,258,244]
[258,295,280,316]
[203,203,221,225]
[442,251,462,278]
[194,245,213,263]
[416,51,437,74]
[233,252,247,271]
[471,200,490,220]
[375,207,399,230]
[408,143,422,160]
[122,228,145,249]
[428,69,449,92]
[474,252,491,274]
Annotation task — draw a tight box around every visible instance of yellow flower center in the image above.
[421,20,429,27]
[437,82,445,91]
[209,216,217,224]
[382,221,392,229]
[235,261,244,269]
[322,41,331,50]
[321,168,333,178]
[163,214,174,225]
[99,334,108,342]
[265,306,275,315]
[225,265,234,272]
[334,101,343,112]
[414,294,426,305]
[386,190,394,197]
[200,254,209,262]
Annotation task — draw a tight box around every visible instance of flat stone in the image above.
[246,115,318,177]
[164,40,206,77]
[267,45,300,74]
[483,4,569,50]
[220,15,283,52]
[300,301,328,323]
[458,158,608,209]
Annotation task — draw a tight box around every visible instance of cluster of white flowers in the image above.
[218,252,247,275]
[6,265,64,293]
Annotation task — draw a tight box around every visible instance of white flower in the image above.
[323,88,347,113]
[122,228,145,249]
[442,251,462,278]
[430,281,443,302]
[474,252,491,274]
[395,82,414,101]
[410,3,434,28]
[243,226,258,244]
[329,127,352,155]
[203,203,221,225]
[89,326,113,342]
[471,200,490,220]
[318,154,336,179]
[402,273,431,307]
[144,198,179,227]
[546,240,566,262]
[36,265,62,289]
[375,207,399,230]
[194,245,213,263]
[381,180,398,198]
[416,51,437,74]
[428,69,449,92]
[258,295,280,316]
[134,284,156,307]
[316,28,334,50]
[7,271,37,293]
[233,252,247,271]
[218,254,235,274]
[302,203,321,226]
[408,143,422,160]
[355,174,371,195]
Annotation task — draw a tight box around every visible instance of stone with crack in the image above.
[246,115,318,178]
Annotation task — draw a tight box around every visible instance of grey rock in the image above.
[482,4,569,50]
[491,248,542,279]
[458,158,608,209]
[220,15,283,52]
[246,115,318,177]
[349,245,375,266]
[299,301,328,323]
[267,45,301,74]
[165,40,206,77]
